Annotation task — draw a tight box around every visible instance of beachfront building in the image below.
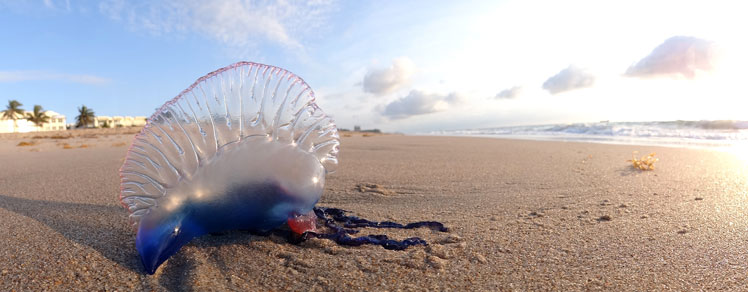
[92,116,147,128]
[0,110,66,133]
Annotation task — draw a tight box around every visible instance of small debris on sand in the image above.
[441,234,463,244]
[16,141,35,146]
[528,211,544,217]
[427,255,446,269]
[426,245,451,259]
[355,183,395,196]
[472,253,488,264]
[597,215,612,222]
[695,197,703,201]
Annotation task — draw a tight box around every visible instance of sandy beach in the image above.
[1,129,748,290]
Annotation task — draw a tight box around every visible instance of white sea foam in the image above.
[430,120,748,149]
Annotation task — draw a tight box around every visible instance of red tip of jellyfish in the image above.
[287,210,318,234]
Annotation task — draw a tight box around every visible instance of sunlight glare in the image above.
[726,143,748,167]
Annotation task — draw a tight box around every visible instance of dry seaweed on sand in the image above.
[16,141,35,147]
[628,151,658,171]
[32,134,71,139]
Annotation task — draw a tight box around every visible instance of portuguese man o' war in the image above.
[119,61,447,275]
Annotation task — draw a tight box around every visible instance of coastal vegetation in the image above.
[2,100,25,133]
[25,105,50,131]
[75,105,95,128]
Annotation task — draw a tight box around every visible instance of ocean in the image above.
[430,120,748,149]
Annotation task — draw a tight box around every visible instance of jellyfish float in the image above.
[119,62,446,274]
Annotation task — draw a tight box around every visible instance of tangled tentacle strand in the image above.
[298,207,448,250]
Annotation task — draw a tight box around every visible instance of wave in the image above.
[431,120,748,148]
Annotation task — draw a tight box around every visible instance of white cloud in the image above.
[383,90,463,119]
[41,0,71,11]
[495,86,522,99]
[362,57,416,95]
[542,66,595,95]
[625,36,718,79]
[0,71,110,84]
[98,0,335,49]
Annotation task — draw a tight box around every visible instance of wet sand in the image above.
[1,130,748,290]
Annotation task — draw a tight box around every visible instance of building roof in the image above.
[43,110,65,118]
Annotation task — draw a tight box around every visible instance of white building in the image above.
[92,116,147,128]
[0,110,66,133]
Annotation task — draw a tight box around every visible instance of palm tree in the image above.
[25,105,50,131]
[2,100,25,133]
[76,105,95,128]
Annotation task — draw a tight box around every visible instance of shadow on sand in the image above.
[0,194,286,291]
[617,166,645,176]
[0,194,142,273]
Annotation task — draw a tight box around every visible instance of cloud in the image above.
[383,90,463,119]
[0,71,110,84]
[98,0,335,49]
[542,66,595,94]
[40,0,72,11]
[495,86,522,99]
[625,36,718,79]
[362,57,416,95]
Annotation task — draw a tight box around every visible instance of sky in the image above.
[1,0,746,133]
